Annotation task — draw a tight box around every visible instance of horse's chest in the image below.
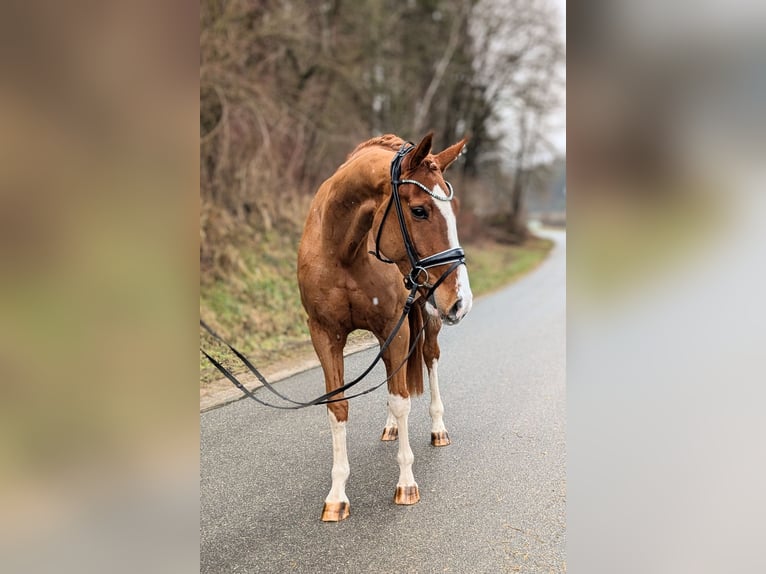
[345,275,401,329]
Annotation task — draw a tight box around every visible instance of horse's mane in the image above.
[346,134,406,161]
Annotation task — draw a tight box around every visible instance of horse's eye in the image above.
[410,206,428,220]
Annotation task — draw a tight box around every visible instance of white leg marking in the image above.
[428,359,447,434]
[387,393,416,487]
[325,411,350,504]
[384,400,398,430]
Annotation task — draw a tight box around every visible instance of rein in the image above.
[200,143,466,409]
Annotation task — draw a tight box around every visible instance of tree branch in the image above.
[412,2,471,135]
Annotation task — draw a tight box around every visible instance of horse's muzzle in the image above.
[443,296,469,325]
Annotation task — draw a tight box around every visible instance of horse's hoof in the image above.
[380,426,398,441]
[394,484,420,505]
[321,501,350,522]
[431,430,451,447]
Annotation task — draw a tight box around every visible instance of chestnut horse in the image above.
[297,133,472,521]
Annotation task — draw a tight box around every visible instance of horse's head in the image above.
[375,132,473,325]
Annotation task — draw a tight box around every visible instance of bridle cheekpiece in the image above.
[370,143,466,305]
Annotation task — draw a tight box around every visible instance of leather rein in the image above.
[200,143,466,409]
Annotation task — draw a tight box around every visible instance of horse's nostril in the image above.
[448,298,463,319]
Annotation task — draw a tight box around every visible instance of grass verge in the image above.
[200,234,554,389]
[464,236,554,295]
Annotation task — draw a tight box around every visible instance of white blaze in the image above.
[432,184,473,318]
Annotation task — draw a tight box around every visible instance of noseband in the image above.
[371,143,466,299]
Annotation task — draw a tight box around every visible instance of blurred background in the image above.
[0,1,198,573]
[569,1,766,572]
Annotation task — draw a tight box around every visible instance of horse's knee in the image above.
[387,393,411,419]
[327,400,348,423]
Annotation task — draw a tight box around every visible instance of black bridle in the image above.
[200,143,467,409]
[371,142,466,293]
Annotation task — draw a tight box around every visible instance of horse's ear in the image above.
[407,132,433,170]
[435,138,467,172]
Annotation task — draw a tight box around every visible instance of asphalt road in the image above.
[201,230,566,573]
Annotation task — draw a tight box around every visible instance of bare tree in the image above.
[469,0,564,239]
[199,0,564,278]
[412,1,472,135]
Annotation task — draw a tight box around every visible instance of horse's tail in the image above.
[406,303,425,396]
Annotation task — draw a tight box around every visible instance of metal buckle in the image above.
[408,266,429,288]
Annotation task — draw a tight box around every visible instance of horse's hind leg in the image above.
[424,315,450,446]
[308,319,350,522]
[380,401,398,441]
[427,359,450,446]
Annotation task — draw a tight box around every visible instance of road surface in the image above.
[201,230,565,573]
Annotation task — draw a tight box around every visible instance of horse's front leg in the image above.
[388,392,419,504]
[308,319,350,522]
[384,328,420,505]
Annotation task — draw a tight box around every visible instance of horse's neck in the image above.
[321,151,391,265]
